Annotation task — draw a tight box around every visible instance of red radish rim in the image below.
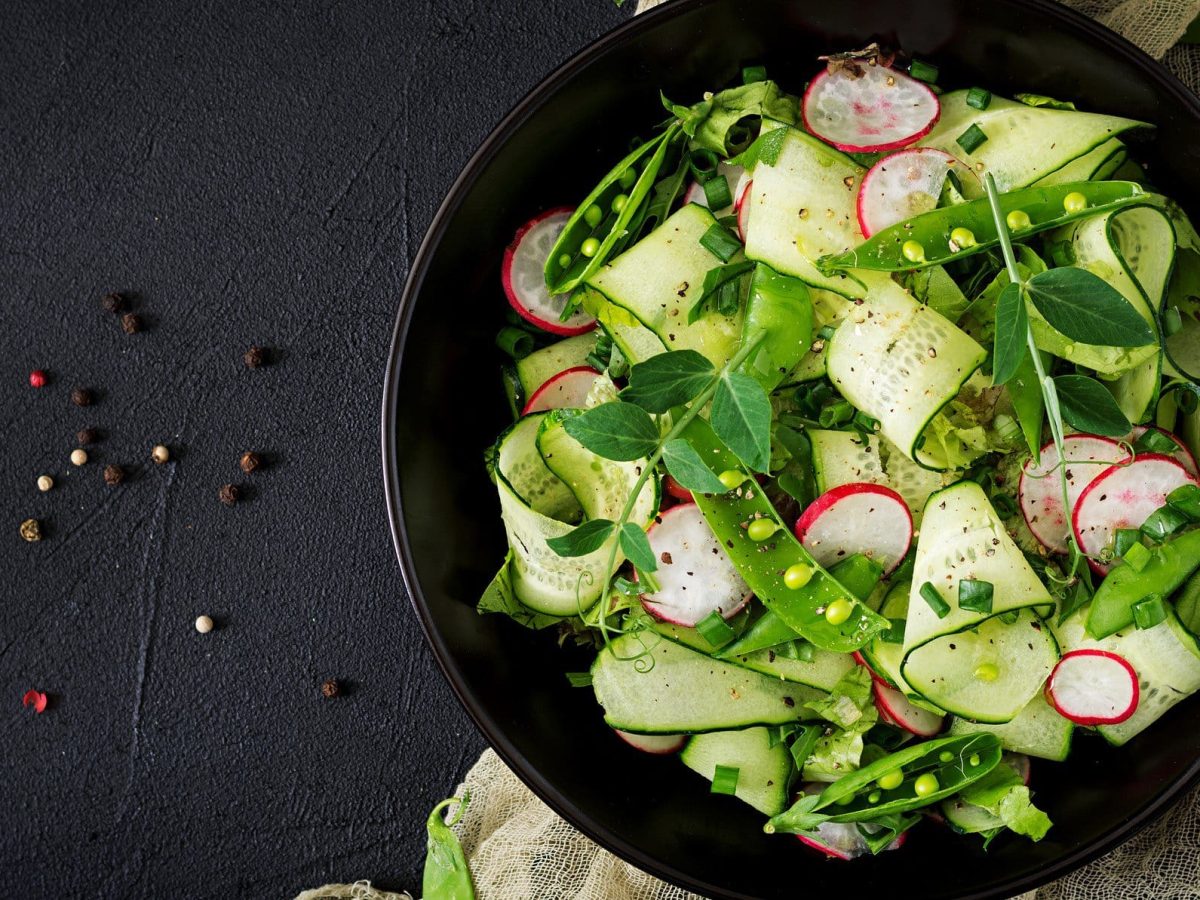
[663,475,693,503]
[521,365,602,415]
[855,148,959,238]
[853,650,893,688]
[614,729,686,755]
[873,682,944,737]
[1046,649,1139,726]
[801,68,941,154]
[796,824,908,859]
[501,206,596,337]
[794,482,913,576]
[736,178,752,240]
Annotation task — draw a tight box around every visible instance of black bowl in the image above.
[383,2,1200,896]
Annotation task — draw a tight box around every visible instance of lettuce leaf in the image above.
[664,81,800,156]
[959,765,1053,840]
[477,555,564,630]
[802,729,865,783]
[805,667,877,730]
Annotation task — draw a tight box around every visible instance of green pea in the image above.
[557,253,572,269]
[974,662,999,682]
[618,167,638,190]
[939,751,953,763]
[611,193,629,214]
[1006,209,1032,231]
[580,237,601,258]
[877,769,903,791]
[583,204,603,228]
[835,793,855,806]
[868,790,881,804]
[1063,191,1088,214]
[783,563,813,591]
[824,597,853,626]
[901,240,926,263]
[949,227,976,249]
[969,753,981,767]
[747,518,777,542]
[913,773,939,797]
[718,469,745,490]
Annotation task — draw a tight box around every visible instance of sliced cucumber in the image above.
[582,287,667,366]
[588,203,742,368]
[742,126,866,297]
[515,333,598,397]
[879,436,951,527]
[780,290,853,385]
[591,633,824,734]
[727,647,856,692]
[493,414,580,521]
[942,797,1003,835]
[1053,610,1200,746]
[901,482,1059,722]
[1032,137,1125,187]
[808,429,885,493]
[918,91,1146,196]
[681,727,793,816]
[949,689,1073,762]
[826,272,986,470]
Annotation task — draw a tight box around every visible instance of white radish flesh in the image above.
[794,483,912,575]
[614,730,686,755]
[1046,650,1139,726]
[1129,425,1200,477]
[802,65,940,153]
[857,148,961,237]
[873,682,944,737]
[521,366,602,415]
[684,163,749,219]
[796,821,907,860]
[641,504,751,627]
[502,208,596,336]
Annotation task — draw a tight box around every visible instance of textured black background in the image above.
[0,1,627,896]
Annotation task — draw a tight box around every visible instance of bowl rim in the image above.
[381,1,1200,895]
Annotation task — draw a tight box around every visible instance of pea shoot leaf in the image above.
[1026,268,1156,348]
[621,350,715,413]
[661,438,728,494]
[1008,349,1047,461]
[618,522,658,573]
[991,282,1029,386]
[562,401,659,461]
[545,519,615,557]
[711,370,772,472]
[1052,374,1133,437]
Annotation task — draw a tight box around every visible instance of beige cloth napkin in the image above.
[302,1,1200,897]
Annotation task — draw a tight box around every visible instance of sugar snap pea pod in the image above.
[819,181,1143,273]
[738,264,813,391]
[545,123,685,295]
[423,794,475,900]
[1087,528,1200,639]
[765,733,1002,834]
[681,418,889,652]
[717,554,884,658]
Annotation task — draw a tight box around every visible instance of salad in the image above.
[479,45,1200,859]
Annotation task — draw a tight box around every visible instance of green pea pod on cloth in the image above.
[423,793,475,900]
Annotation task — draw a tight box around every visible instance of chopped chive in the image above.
[852,411,880,433]
[742,64,768,84]
[818,399,855,428]
[495,326,533,359]
[919,582,951,619]
[1164,306,1184,336]
[956,124,988,154]
[1112,528,1142,559]
[697,610,737,648]
[958,579,994,614]
[711,764,740,795]
[908,60,939,84]
[966,87,992,110]
[565,671,593,687]
[1122,540,1152,572]
[1133,594,1167,630]
[688,149,720,181]
[1168,483,1200,521]
[1134,428,1178,455]
[882,618,906,644]
[702,175,733,210]
[1180,389,1200,416]
[817,324,836,340]
[699,222,743,262]
[1141,505,1190,542]
[998,610,1020,625]
[1048,240,1075,268]
[776,639,815,662]
[787,724,822,770]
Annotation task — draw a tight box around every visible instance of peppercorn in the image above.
[239,451,262,474]
[121,313,143,334]
[103,464,124,486]
[70,448,89,466]
[194,615,215,634]
[36,475,53,492]
[218,483,240,506]
[70,387,94,407]
[20,519,42,542]
[151,444,170,464]
[243,345,267,368]
[101,292,127,314]
[29,370,47,388]
[321,679,340,698]
[77,427,100,445]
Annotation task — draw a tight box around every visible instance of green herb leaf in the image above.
[991,283,1028,386]
[1056,573,1093,627]
[690,260,755,324]
[958,579,995,614]
[1013,92,1077,110]
[1026,268,1156,347]
[618,522,657,573]
[665,81,799,155]
[662,438,728,494]
[562,401,659,460]
[545,519,615,557]
[622,349,715,413]
[711,371,772,471]
[1052,374,1133,437]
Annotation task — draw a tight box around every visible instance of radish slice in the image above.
[683,163,749,218]
[794,483,912,575]
[1129,425,1200,477]
[502,208,596,336]
[857,148,961,237]
[1004,752,1032,786]
[1071,454,1197,571]
[736,178,752,240]
[614,729,686,755]
[641,504,751,627]
[802,65,940,153]
[874,683,944,737]
[796,821,908,859]
[852,650,889,686]
[1019,435,1131,554]
[1045,649,1139,726]
[662,475,693,504]
[521,366,602,415]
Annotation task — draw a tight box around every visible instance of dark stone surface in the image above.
[0,1,626,896]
